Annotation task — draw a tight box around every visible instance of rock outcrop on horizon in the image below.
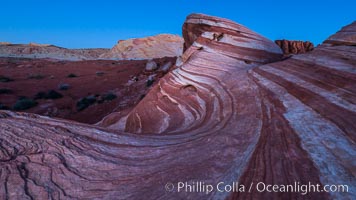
[323,21,356,46]
[1,34,184,61]
[0,14,355,200]
[100,34,183,59]
[275,39,314,55]
[0,43,110,60]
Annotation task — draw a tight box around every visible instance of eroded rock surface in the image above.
[0,43,109,61]
[275,39,314,55]
[0,14,355,200]
[100,34,183,60]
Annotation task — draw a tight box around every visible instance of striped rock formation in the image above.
[0,14,355,200]
[100,34,183,60]
[323,22,356,46]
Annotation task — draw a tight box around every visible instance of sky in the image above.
[1,0,355,48]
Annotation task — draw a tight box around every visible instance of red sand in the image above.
[0,57,176,123]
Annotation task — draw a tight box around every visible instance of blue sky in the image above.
[1,0,355,48]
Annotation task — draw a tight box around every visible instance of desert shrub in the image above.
[34,90,63,99]
[76,95,96,111]
[97,92,117,104]
[0,76,14,82]
[58,83,70,90]
[102,92,117,101]
[146,79,154,87]
[0,104,9,110]
[34,92,47,100]
[46,90,63,99]
[67,73,78,78]
[28,74,45,80]
[96,71,105,76]
[146,75,155,87]
[13,97,38,111]
[0,88,12,94]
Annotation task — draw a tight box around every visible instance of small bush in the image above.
[76,95,96,111]
[0,76,14,82]
[13,98,38,111]
[146,75,155,87]
[28,74,45,80]
[102,92,117,101]
[97,92,117,104]
[67,73,78,78]
[96,71,104,76]
[46,90,63,99]
[146,79,154,87]
[34,90,63,100]
[34,92,47,100]
[58,83,70,90]
[0,104,9,110]
[0,88,12,94]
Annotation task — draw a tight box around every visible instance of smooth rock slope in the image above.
[0,15,355,200]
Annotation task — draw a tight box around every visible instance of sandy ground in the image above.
[0,57,176,123]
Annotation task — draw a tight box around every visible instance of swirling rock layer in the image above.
[0,14,355,200]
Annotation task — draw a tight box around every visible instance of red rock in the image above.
[100,34,184,59]
[323,21,356,46]
[0,14,355,200]
[0,43,110,60]
[275,39,314,55]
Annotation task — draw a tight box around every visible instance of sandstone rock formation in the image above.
[100,34,183,59]
[323,21,356,46]
[275,39,314,55]
[0,14,355,200]
[1,34,184,61]
[0,43,110,60]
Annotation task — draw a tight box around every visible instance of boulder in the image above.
[145,60,158,71]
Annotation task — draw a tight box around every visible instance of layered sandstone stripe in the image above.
[0,14,355,200]
[323,21,356,46]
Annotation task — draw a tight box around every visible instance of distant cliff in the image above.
[100,34,183,59]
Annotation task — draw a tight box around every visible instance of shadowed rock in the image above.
[0,14,355,200]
